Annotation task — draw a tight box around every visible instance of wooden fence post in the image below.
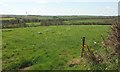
[81,37,85,57]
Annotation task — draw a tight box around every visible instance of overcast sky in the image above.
[0,0,119,16]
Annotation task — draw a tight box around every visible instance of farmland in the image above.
[1,15,114,28]
[1,15,119,71]
[3,25,117,70]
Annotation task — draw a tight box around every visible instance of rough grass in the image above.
[2,25,112,70]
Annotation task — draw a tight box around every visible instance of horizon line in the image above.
[1,14,118,16]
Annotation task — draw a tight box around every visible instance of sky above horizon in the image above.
[0,0,119,16]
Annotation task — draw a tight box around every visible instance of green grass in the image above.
[65,19,104,22]
[64,19,109,25]
[2,25,112,70]
[1,18,16,20]
[26,22,41,26]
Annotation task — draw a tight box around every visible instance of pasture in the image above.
[2,25,115,70]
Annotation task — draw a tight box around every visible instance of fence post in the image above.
[81,36,85,57]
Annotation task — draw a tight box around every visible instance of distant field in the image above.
[1,18,16,21]
[26,22,41,27]
[65,19,104,23]
[2,16,113,29]
[2,25,112,70]
[64,19,111,25]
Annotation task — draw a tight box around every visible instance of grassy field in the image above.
[64,19,105,23]
[63,19,110,25]
[26,22,41,27]
[2,25,113,70]
[1,18,16,21]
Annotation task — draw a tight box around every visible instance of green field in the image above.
[26,22,41,27]
[64,19,105,23]
[2,15,114,29]
[2,25,115,70]
[63,19,111,25]
[1,18,16,21]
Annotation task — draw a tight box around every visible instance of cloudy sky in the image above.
[0,0,119,16]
